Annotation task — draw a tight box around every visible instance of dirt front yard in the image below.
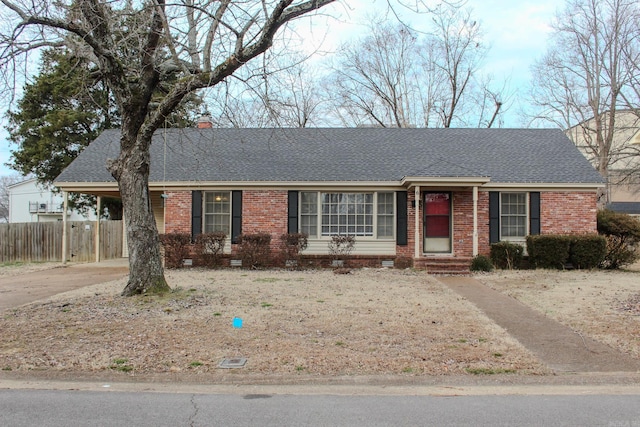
[1,264,639,382]
[0,268,547,379]
[475,267,640,360]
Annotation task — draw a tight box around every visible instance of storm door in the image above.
[423,192,452,253]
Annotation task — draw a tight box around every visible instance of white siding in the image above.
[303,239,396,256]
[8,178,96,223]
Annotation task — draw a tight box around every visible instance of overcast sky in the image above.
[0,0,561,178]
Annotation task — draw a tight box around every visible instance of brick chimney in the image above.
[197,115,213,129]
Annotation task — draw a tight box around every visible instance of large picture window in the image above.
[300,192,394,239]
[203,191,231,235]
[500,193,527,238]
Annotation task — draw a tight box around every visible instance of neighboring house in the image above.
[566,110,640,215]
[54,127,603,272]
[7,178,96,223]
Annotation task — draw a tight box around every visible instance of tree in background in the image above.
[528,0,640,203]
[327,5,504,128]
[7,49,115,185]
[0,174,21,222]
[6,47,202,219]
[208,52,326,128]
[0,0,336,296]
[6,49,122,218]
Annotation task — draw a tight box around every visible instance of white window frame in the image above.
[299,191,395,240]
[203,191,232,235]
[499,192,528,241]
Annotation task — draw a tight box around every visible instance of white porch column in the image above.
[414,185,421,258]
[95,196,102,263]
[61,191,68,265]
[472,186,479,256]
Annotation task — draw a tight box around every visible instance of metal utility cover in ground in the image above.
[218,358,247,369]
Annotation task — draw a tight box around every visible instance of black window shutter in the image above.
[191,191,202,242]
[288,191,299,234]
[489,192,500,244]
[530,192,541,235]
[231,190,242,244]
[396,191,408,246]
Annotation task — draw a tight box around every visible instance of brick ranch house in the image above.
[54,127,604,272]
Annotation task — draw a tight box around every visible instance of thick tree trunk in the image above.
[110,135,170,296]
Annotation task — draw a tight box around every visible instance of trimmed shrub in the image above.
[569,235,606,269]
[194,232,226,268]
[280,233,309,268]
[395,256,413,269]
[328,234,356,266]
[490,241,523,269]
[159,233,191,269]
[598,210,640,269]
[527,235,571,269]
[470,254,494,272]
[236,233,272,269]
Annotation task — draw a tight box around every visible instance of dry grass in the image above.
[476,267,640,359]
[0,268,546,378]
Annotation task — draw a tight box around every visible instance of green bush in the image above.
[470,254,494,272]
[490,241,523,269]
[527,235,571,269]
[159,233,192,269]
[597,210,640,269]
[237,233,272,269]
[569,235,606,269]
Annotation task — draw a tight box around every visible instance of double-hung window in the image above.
[500,193,527,239]
[300,192,394,239]
[203,191,231,235]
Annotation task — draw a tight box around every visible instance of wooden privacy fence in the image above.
[0,220,123,263]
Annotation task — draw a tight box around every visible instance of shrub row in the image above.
[526,234,606,269]
[486,235,607,271]
[159,232,310,269]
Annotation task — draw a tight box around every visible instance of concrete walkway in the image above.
[0,259,129,311]
[439,276,640,373]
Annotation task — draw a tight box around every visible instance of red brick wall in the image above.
[242,190,288,250]
[541,191,598,235]
[164,191,191,234]
[452,191,473,257]
[162,188,598,265]
[477,192,490,255]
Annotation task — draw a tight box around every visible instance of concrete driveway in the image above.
[0,259,129,311]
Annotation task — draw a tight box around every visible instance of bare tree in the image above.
[0,174,21,222]
[0,0,337,295]
[209,52,326,128]
[327,5,501,128]
[430,5,489,127]
[528,0,640,203]
[330,22,425,127]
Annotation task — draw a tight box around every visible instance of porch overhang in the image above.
[401,176,491,188]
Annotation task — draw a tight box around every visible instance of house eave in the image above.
[54,179,605,196]
[482,182,604,191]
[401,176,491,187]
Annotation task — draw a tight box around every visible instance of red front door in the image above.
[424,192,451,253]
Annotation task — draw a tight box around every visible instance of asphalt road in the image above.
[1,389,639,426]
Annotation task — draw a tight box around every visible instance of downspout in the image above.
[414,185,421,258]
[62,191,68,265]
[473,186,478,256]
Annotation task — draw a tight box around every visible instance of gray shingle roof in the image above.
[54,128,604,185]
